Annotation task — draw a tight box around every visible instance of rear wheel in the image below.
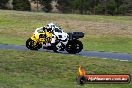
[66,40,83,54]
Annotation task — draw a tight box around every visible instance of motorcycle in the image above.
[44,27,84,54]
[26,27,84,54]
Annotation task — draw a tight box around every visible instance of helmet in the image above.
[47,23,56,28]
[46,23,56,32]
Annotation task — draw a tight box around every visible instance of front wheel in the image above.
[65,40,83,54]
[26,38,41,50]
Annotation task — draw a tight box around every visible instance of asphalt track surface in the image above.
[0,44,132,61]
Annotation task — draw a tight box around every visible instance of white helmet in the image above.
[46,23,56,29]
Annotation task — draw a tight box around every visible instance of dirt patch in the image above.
[53,19,132,37]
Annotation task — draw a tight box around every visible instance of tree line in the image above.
[0,0,132,15]
[57,0,132,15]
[0,0,31,11]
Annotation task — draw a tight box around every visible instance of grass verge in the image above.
[0,50,132,88]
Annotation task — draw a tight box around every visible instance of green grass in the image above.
[0,50,132,88]
[0,35,26,45]
[0,10,132,53]
[82,35,132,53]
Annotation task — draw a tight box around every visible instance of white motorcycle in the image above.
[43,27,84,54]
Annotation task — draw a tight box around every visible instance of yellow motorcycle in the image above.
[26,31,52,50]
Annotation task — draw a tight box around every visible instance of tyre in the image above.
[26,38,32,49]
[52,43,59,53]
[66,40,83,54]
[75,40,83,53]
[26,38,39,50]
[53,46,59,52]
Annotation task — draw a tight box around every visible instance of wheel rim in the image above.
[66,43,76,53]
[28,40,37,49]
[75,43,81,52]
[66,41,83,53]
